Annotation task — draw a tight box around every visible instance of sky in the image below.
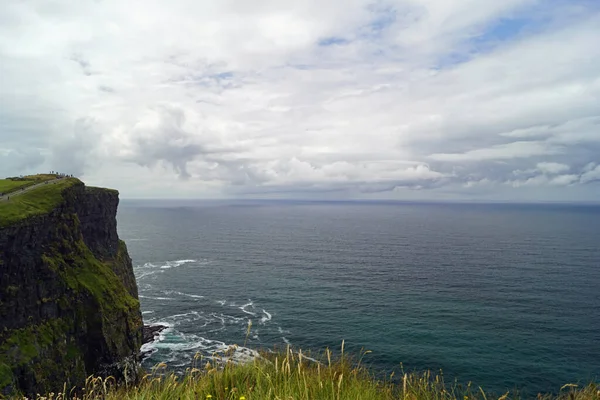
[1,0,599,201]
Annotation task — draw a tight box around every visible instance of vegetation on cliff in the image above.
[0,175,57,195]
[0,177,142,396]
[4,346,599,400]
[0,177,77,228]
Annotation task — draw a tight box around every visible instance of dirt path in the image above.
[0,178,61,202]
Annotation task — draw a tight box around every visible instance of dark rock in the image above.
[140,324,168,360]
[143,324,167,346]
[0,180,143,397]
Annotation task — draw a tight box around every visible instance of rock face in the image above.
[0,180,143,396]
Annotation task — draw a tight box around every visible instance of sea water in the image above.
[117,200,600,395]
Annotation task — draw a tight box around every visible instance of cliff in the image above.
[0,178,143,397]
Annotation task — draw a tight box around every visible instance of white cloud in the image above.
[429,141,559,162]
[536,162,570,175]
[0,0,599,200]
[549,174,579,186]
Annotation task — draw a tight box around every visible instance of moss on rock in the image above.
[0,180,142,397]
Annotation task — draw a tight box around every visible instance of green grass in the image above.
[6,346,599,400]
[0,178,78,227]
[0,175,58,195]
[0,180,32,194]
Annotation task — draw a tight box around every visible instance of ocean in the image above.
[116,200,600,395]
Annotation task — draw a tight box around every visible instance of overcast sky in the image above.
[1,0,599,201]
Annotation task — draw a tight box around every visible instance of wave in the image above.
[143,327,260,367]
[139,295,175,301]
[140,323,173,360]
[260,309,272,324]
[150,310,248,331]
[139,297,279,370]
[239,300,257,316]
[278,326,291,344]
[136,271,165,280]
[160,259,197,269]
[211,312,245,323]
[135,259,199,279]
[159,311,208,326]
[136,259,198,270]
[138,262,159,269]
[163,290,204,299]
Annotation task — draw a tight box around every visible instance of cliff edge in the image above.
[0,177,142,396]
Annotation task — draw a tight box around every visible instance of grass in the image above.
[5,345,599,400]
[0,178,78,227]
[0,180,32,194]
[0,175,57,195]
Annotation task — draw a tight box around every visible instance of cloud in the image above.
[581,164,600,184]
[0,0,599,200]
[0,149,45,177]
[51,118,100,177]
[429,141,559,162]
[536,162,569,175]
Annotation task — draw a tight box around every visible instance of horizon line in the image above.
[118,197,600,206]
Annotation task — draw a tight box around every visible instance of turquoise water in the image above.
[117,201,600,395]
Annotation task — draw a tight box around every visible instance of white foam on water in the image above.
[277,326,290,334]
[213,313,245,323]
[140,323,173,360]
[260,309,272,324]
[136,270,165,280]
[149,329,260,366]
[139,295,175,301]
[216,300,227,306]
[164,290,204,299]
[142,310,155,315]
[161,259,197,269]
[160,311,207,326]
[278,326,292,344]
[141,262,158,268]
[174,259,197,264]
[239,300,257,316]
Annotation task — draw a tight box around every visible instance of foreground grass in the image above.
[12,345,600,400]
[0,178,77,227]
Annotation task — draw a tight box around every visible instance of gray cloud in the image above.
[122,105,246,179]
[51,118,99,177]
[0,0,599,200]
[0,150,45,176]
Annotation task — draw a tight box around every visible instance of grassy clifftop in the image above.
[0,175,57,194]
[0,177,79,228]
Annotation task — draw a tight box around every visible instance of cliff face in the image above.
[0,180,142,396]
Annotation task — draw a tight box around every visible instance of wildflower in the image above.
[206,395,212,399]
[240,397,246,400]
